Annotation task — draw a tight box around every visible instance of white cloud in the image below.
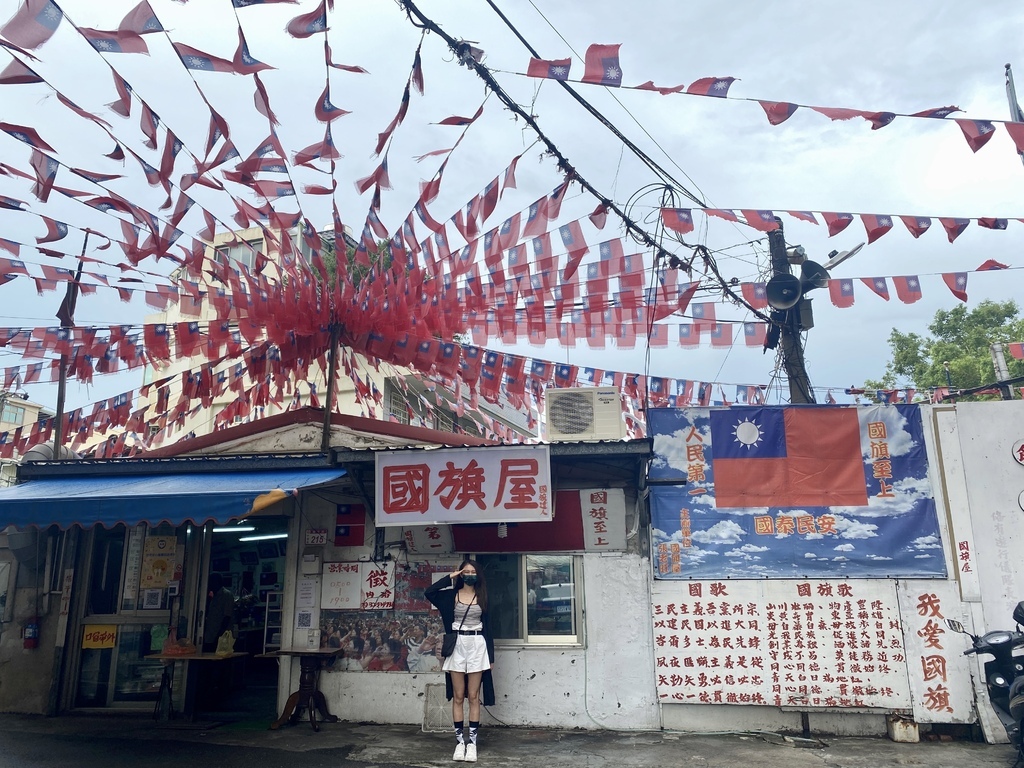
[911,534,942,550]
[833,556,848,562]
[691,520,744,545]
[867,554,893,561]
[804,552,817,559]
[834,543,855,552]
[915,554,934,559]
[832,515,879,539]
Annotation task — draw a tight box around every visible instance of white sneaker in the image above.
[453,742,466,761]
[464,743,477,762]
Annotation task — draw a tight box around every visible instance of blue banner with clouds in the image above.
[648,404,947,579]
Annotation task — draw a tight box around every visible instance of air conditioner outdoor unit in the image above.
[545,387,626,442]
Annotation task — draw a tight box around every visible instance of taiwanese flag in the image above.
[978,218,1008,231]
[119,1,163,34]
[822,211,854,237]
[661,208,693,234]
[709,322,732,347]
[648,324,669,347]
[0,0,63,50]
[741,282,768,310]
[911,106,961,119]
[938,217,970,243]
[758,100,798,125]
[234,28,273,74]
[709,407,868,508]
[861,277,890,301]
[37,218,68,243]
[678,324,699,348]
[864,111,896,130]
[480,351,504,401]
[30,150,58,202]
[899,215,932,239]
[976,259,1009,270]
[435,342,460,379]
[581,44,622,87]
[741,210,779,232]
[316,83,350,122]
[743,322,767,347]
[787,210,818,224]
[828,278,855,308]
[1007,342,1024,360]
[0,122,54,151]
[522,196,549,238]
[705,208,739,223]
[559,221,589,280]
[861,213,894,244]
[173,43,238,73]
[286,0,327,38]
[143,323,171,360]
[955,119,996,152]
[554,363,577,387]
[690,302,715,329]
[0,58,41,84]
[942,272,968,302]
[79,28,149,54]
[687,77,737,97]
[527,57,571,80]
[893,275,923,304]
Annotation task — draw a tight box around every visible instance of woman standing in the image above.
[424,560,495,763]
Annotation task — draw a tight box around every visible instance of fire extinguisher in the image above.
[23,618,39,649]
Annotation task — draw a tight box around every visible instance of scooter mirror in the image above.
[946,619,966,634]
[1013,601,1024,628]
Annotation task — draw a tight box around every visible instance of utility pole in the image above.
[766,223,815,403]
[990,342,1015,400]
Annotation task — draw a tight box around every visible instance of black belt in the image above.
[457,630,482,635]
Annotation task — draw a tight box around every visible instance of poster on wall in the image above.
[652,579,913,709]
[648,405,947,578]
[140,536,177,590]
[321,561,397,611]
[318,609,447,673]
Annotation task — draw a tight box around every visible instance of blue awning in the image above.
[0,468,346,530]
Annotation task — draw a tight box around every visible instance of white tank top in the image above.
[455,596,483,631]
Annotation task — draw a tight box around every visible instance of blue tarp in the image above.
[0,468,346,529]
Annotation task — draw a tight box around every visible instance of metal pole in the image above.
[767,224,815,404]
[51,234,88,459]
[990,342,1015,400]
[1006,64,1024,168]
[320,323,341,454]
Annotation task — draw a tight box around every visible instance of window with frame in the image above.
[214,239,262,271]
[476,554,580,645]
[1,403,26,425]
[387,388,409,425]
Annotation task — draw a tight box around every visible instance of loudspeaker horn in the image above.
[799,260,830,291]
[765,273,802,310]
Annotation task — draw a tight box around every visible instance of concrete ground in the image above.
[0,712,1017,768]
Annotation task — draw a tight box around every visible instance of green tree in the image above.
[865,300,1024,397]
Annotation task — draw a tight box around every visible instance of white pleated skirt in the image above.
[442,634,490,673]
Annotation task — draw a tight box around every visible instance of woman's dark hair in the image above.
[454,558,488,611]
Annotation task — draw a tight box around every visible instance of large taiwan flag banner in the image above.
[709,407,867,508]
[646,404,946,579]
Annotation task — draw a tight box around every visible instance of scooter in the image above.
[947,601,1024,755]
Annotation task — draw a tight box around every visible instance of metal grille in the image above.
[422,683,451,732]
[549,391,594,434]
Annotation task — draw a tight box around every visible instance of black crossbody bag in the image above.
[441,598,474,658]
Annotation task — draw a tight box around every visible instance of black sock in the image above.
[469,720,479,744]
[454,721,464,744]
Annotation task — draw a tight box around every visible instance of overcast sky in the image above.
[1,0,1023,413]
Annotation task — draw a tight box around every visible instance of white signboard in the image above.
[375,445,552,526]
[402,524,455,554]
[320,562,360,609]
[652,580,913,709]
[897,580,974,723]
[321,561,396,611]
[581,488,627,552]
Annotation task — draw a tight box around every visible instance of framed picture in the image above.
[257,542,279,560]
[239,551,258,566]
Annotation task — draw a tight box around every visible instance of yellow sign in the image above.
[82,625,117,649]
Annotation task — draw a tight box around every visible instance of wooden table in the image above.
[146,652,248,721]
[259,647,342,731]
